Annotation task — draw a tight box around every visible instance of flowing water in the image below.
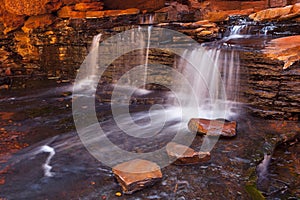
[0,20,299,199]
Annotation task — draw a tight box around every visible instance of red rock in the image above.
[292,3,300,13]
[249,5,293,21]
[58,6,86,18]
[112,159,162,194]
[22,14,55,33]
[205,9,255,22]
[86,11,105,18]
[4,0,62,16]
[74,2,104,11]
[166,142,211,165]
[103,0,165,12]
[188,118,237,137]
[264,35,300,69]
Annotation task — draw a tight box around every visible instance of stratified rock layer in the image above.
[112,159,162,194]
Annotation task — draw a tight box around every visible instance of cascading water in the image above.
[73,33,102,91]
[174,45,240,120]
[143,26,152,89]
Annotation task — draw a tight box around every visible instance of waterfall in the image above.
[73,33,102,91]
[143,26,152,89]
[174,46,240,120]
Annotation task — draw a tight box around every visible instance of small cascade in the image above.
[143,25,152,89]
[174,46,240,120]
[139,13,155,25]
[73,33,102,91]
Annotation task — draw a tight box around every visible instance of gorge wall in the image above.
[0,0,299,120]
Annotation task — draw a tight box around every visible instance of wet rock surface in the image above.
[166,142,211,165]
[0,82,299,199]
[112,159,163,194]
[188,118,237,137]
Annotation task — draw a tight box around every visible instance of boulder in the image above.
[103,0,165,12]
[264,35,300,69]
[4,0,62,16]
[112,159,162,194]
[188,118,237,137]
[166,142,210,165]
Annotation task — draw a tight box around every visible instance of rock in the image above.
[197,30,213,36]
[292,3,300,13]
[86,8,140,18]
[22,14,55,33]
[188,118,237,137]
[205,9,254,22]
[58,6,86,18]
[249,5,293,21]
[264,35,300,69]
[103,0,165,12]
[14,32,39,61]
[112,159,162,194]
[86,11,105,18]
[4,0,62,16]
[166,142,211,165]
[74,2,104,11]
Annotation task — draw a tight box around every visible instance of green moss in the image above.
[245,185,265,200]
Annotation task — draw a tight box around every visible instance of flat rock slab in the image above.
[166,142,211,165]
[188,118,237,137]
[112,159,162,194]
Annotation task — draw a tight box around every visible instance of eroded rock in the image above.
[249,3,300,21]
[188,118,237,137]
[4,0,62,16]
[22,14,55,33]
[166,142,210,165]
[112,159,162,194]
[264,35,300,69]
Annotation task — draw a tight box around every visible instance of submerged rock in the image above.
[112,159,162,194]
[166,142,211,165]
[188,118,237,137]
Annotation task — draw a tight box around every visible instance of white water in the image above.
[73,33,102,91]
[143,25,152,89]
[174,47,240,120]
[36,145,56,177]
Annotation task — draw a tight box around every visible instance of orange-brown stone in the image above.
[188,118,237,137]
[58,6,86,18]
[4,0,61,16]
[103,0,165,12]
[264,35,300,69]
[249,5,293,21]
[74,2,103,11]
[112,159,162,194]
[166,142,211,165]
[22,14,55,33]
